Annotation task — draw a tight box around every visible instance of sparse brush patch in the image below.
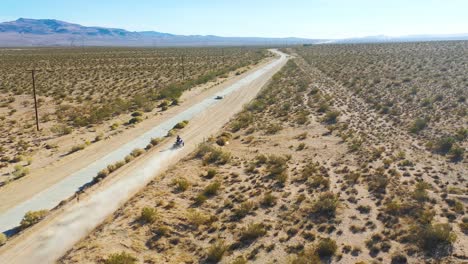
[266,155,288,177]
[310,192,339,217]
[290,247,321,264]
[20,210,48,230]
[186,209,215,228]
[12,165,29,179]
[409,118,429,134]
[104,252,137,264]
[459,217,468,234]
[233,201,256,219]
[205,168,217,179]
[316,237,338,257]
[206,240,228,263]
[69,143,86,154]
[173,120,189,129]
[367,169,389,194]
[322,110,340,124]
[240,223,267,241]
[127,116,143,125]
[140,207,158,224]
[171,177,190,192]
[230,256,248,264]
[356,205,371,214]
[130,148,145,157]
[195,143,231,165]
[203,181,221,196]
[0,233,7,246]
[150,137,163,146]
[261,192,278,207]
[411,223,456,254]
[264,122,283,134]
[391,253,408,264]
[230,112,254,132]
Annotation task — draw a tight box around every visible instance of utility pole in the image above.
[222,48,225,65]
[181,54,185,80]
[28,69,40,131]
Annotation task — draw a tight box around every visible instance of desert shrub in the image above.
[206,240,228,263]
[127,116,142,125]
[104,252,137,264]
[296,143,306,151]
[230,112,254,132]
[310,192,339,216]
[130,148,145,157]
[205,168,217,179]
[459,217,468,234]
[216,136,229,146]
[110,122,120,130]
[409,118,428,134]
[50,124,72,135]
[0,233,6,246]
[140,207,158,224]
[412,223,456,253]
[391,253,408,264]
[261,192,277,207]
[448,145,464,161]
[240,223,267,241]
[317,102,329,113]
[12,165,29,179]
[150,137,162,146]
[454,128,468,141]
[412,181,430,202]
[368,171,389,194]
[322,110,340,124]
[131,111,143,117]
[186,209,214,227]
[356,205,371,214]
[432,137,455,154]
[316,237,337,257]
[203,181,221,196]
[265,123,283,134]
[195,143,231,164]
[69,143,86,154]
[307,175,330,190]
[173,120,189,129]
[230,256,248,264]
[95,168,110,181]
[20,210,48,229]
[290,247,321,264]
[266,155,288,176]
[234,201,256,219]
[172,177,190,192]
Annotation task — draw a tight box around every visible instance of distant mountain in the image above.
[1,18,467,47]
[0,18,320,47]
[331,34,468,44]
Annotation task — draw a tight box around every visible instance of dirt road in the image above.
[0,50,288,264]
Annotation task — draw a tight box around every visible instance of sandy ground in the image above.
[0,50,288,264]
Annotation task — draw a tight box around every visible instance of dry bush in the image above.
[104,252,137,264]
[20,210,48,229]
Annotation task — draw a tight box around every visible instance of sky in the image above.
[1,0,467,39]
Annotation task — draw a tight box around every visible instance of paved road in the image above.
[0,50,288,263]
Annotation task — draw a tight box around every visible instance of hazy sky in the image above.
[1,0,467,39]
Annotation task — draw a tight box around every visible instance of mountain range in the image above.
[0,18,467,47]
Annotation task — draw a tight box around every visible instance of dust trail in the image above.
[24,149,175,263]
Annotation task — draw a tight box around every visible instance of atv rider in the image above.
[176,135,184,146]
